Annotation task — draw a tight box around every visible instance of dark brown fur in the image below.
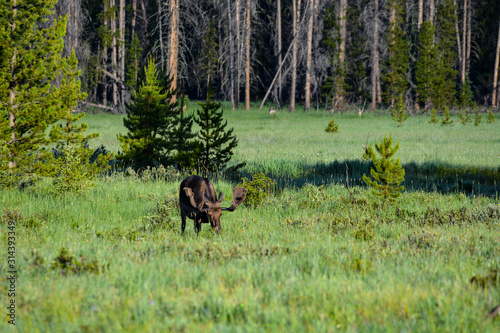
[179,176,247,234]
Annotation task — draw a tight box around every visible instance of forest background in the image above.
[55,0,500,113]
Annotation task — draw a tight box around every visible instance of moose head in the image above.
[179,176,247,234]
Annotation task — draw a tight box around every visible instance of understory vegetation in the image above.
[1,107,499,331]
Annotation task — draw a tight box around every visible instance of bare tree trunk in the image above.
[455,0,462,83]
[429,0,435,26]
[466,0,471,74]
[304,0,314,112]
[371,0,380,110]
[228,0,235,108]
[235,0,241,108]
[493,21,500,107]
[169,0,179,102]
[277,0,282,109]
[245,0,251,111]
[461,0,467,85]
[119,0,125,107]
[102,1,108,107]
[131,0,137,38]
[111,0,118,109]
[418,0,423,29]
[290,0,301,112]
[338,0,346,105]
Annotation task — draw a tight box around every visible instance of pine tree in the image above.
[362,135,405,200]
[434,0,458,110]
[429,108,439,123]
[117,57,178,170]
[458,77,475,109]
[392,94,408,127]
[457,108,471,125]
[170,95,198,171]
[125,33,143,91]
[474,109,482,126]
[0,1,79,186]
[416,22,438,110]
[49,51,113,192]
[441,107,453,125]
[487,108,495,123]
[325,118,339,133]
[194,94,238,174]
[384,0,410,106]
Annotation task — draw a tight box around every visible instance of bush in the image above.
[325,118,339,133]
[238,173,276,208]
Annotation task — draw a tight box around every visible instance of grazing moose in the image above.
[179,176,247,234]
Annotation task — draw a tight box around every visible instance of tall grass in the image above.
[1,106,499,331]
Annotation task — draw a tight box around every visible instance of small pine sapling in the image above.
[457,108,471,125]
[362,135,405,200]
[441,107,453,125]
[391,95,408,127]
[325,118,339,133]
[429,108,439,123]
[474,109,482,126]
[487,108,495,124]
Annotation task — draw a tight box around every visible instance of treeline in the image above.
[38,0,500,111]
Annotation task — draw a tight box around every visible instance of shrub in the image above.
[487,108,495,124]
[474,109,482,126]
[325,118,339,133]
[50,247,107,275]
[362,134,405,200]
[441,107,453,125]
[238,172,276,208]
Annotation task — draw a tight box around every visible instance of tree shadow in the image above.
[228,159,500,197]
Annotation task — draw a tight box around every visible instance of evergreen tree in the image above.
[392,94,408,127]
[200,18,219,91]
[434,0,458,110]
[441,107,453,125]
[170,95,198,171]
[0,1,79,185]
[325,118,339,133]
[416,22,438,110]
[49,51,113,192]
[322,3,345,110]
[194,94,238,174]
[429,108,439,123]
[487,108,495,123]
[362,135,405,200]
[457,108,471,125]
[117,57,178,170]
[458,77,475,109]
[384,0,409,106]
[125,33,143,91]
[474,109,482,126]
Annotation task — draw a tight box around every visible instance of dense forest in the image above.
[9,0,500,112]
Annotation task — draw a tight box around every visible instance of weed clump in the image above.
[50,247,107,275]
[238,173,276,207]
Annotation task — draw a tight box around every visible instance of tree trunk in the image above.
[102,1,108,107]
[131,0,137,38]
[227,0,235,108]
[291,0,301,112]
[492,21,500,107]
[466,0,471,74]
[371,0,380,110]
[455,0,462,84]
[235,0,241,108]
[169,0,179,102]
[245,0,251,111]
[461,0,467,85]
[277,0,282,109]
[304,0,314,112]
[429,0,435,26]
[338,0,346,105]
[119,0,125,106]
[111,0,118,109]
[418,0,423,29]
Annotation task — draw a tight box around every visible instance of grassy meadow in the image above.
[1,104,500,332]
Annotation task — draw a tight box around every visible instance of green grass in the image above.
[1,106,500,332]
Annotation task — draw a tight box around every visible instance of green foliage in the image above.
[416,22,438,110]
[474,109,482,126]
[487,108,495,123]
[457,108,471,125]
[238,172,276,208]
[353,220,374,241]
[458,77,476,109]
[117,57,180,171]
[0,2,80,186]
[324,118,339,133]
[194,94,238,174]
[50,247,107,276]
[125,33,143,91]
[429,108,439,123]
[391,95,408,127]
[441,107,453,125]
[170,95,198,171]
[384,0,410,105]
[201,18,219,90]
[321,3,345,110]
[362,135,405,200]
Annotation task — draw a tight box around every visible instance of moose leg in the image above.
[194,214,202,234]
[181,211,187,234]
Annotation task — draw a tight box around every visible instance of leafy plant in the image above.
[325,118,339,133]
[362,134,405,200]
[487,108,495,124]
[238,172,276,208]
[50,247,107,276]
[391,94,408,127]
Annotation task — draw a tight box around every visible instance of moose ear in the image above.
[183,187,204,211]
[222,187,247,212]
[217,191,224,203]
